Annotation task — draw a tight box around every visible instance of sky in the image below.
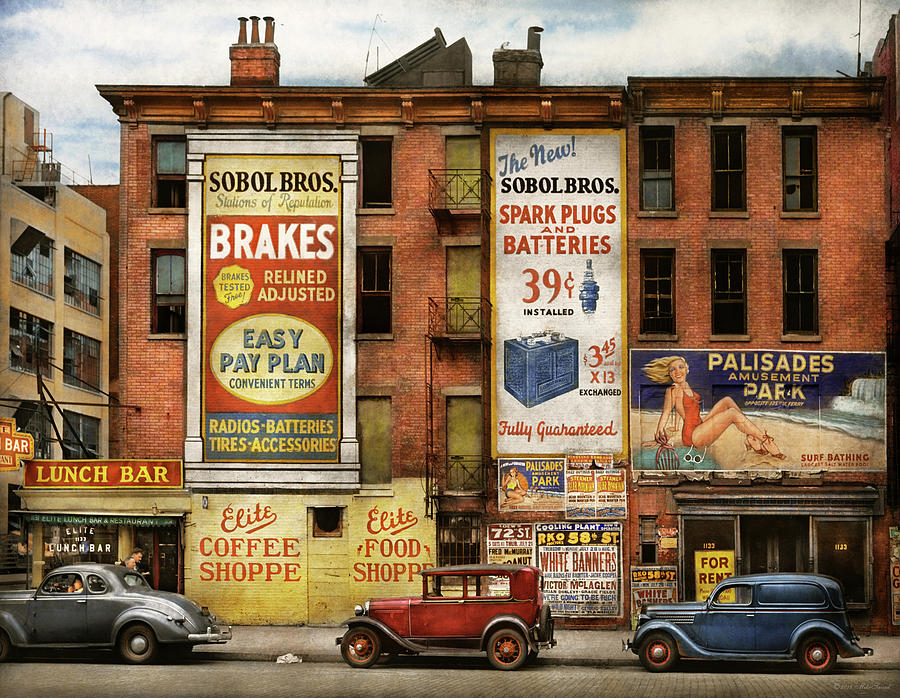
[0,0,897,185]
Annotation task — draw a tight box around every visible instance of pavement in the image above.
[194,625,900,669]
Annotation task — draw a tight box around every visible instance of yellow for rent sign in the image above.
[695,550,735,601]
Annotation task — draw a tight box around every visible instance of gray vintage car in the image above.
[0,563,231,663]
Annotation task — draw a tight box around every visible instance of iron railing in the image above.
[428,168,490,211]
[427,296,491,338]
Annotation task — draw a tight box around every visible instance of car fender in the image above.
[343,616,427,653]
[0,610,29,645]
[110,607,189,646]
[480,615,535,652]
[789,620,863,658]
[631,620,709,659]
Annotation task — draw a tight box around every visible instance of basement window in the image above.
[312,507,343,538]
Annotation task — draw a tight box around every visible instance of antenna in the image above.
[88,154,93,185]
[364,14,384,81]
[856,0,862,76]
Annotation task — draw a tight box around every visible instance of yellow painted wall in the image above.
[184,479,435,625]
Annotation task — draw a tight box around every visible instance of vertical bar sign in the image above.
[203,155,341,462]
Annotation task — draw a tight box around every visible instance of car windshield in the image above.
[123,572,150,589]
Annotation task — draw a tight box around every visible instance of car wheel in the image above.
[487,628,528,671]
[118,624,159,665]
[340,627,382,669]
[797,634,837,675]
[0,629,11,662]
[538,603,553,642]
[638,632,679,672]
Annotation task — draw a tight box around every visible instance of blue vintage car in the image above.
[0,563,231,664]
[626,573,872,674]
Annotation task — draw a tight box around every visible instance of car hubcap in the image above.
[649,642,668,663]
[130,634,148,654]
[808,645,826,665]
[495,637,519,663]
[350,635,372,660]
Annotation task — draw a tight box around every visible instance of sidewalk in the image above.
[194,625,900,669]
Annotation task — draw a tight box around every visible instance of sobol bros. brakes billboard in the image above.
[203,155,341,463]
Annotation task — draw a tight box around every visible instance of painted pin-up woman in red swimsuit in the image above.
[644,356,785,458]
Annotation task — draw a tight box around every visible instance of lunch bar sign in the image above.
[23,460,184,488]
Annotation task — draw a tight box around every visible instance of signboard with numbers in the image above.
[486,523,534,565]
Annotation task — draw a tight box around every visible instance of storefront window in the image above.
[682,517,735,601]
[815,518,868,605]
[43,524,117,572]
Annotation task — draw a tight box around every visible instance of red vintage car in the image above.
[337,564,556,670]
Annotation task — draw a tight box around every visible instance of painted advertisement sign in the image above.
[498,457,565,511]
[203,155,340,462]
[487,523,534,565]
[630,566,677,629]
[351,503,434,584]
[0,417,33,471]
[535,522,620,617]
[891,527,900,626]
[23,460,183,488]
[630,350,886,471]
[491,130,626,457]
[695,550,735,601]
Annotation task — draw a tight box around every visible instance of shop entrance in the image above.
[135,526,180,593]
[739,515,809,575]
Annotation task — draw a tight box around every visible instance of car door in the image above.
[755,582,828,652]
[699,583,756,652]
[28,572,88,643]
[409,574,471,641]
[84,572,121,643]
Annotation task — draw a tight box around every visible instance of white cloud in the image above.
[1,0,896,183]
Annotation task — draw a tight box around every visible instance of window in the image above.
[358,397,391,485]
[64,329,101,392]
[312,507,343,538]
[640,517,657,564]
[711,127,745,210]
[446,396,483,491]
[11,227,53,296]
[62,410,100,459]
[14,401,53,458]
[153,138,186,207]
[711,249,746,335]
[360,138,392,208]
[152,250,185,333]
[783,127,817,211]
[437,513,481,566]
[758,583,826,606]
[712,584,752,605]
[358,248,391,334]
[815,519,867,605]
[87,574,108,594]
[640,249,675,335]
[640,126,674,210]
[64,248,101,315]
[9,308,53,377]
[683,517,735,601]
[783,249,818,334]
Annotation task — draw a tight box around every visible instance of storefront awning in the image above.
[671,485,883,516]
[23,513,178,527]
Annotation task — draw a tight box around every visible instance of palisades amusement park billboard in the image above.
[491,130,627,457]
[203,155,340,463]
[630,349,886,471]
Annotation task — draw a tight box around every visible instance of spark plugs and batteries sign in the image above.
[203,155,340,462]
[536,521,621,617]
[491,130,626,457]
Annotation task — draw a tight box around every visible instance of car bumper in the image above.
[187,625,232,643]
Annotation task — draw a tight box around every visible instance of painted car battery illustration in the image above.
[504,331,578,408]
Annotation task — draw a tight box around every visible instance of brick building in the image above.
[76,16,896,629]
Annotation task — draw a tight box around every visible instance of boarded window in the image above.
[358,397,391,485]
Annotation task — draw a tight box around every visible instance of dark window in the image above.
[815,519,867,604]
[87,574,108,594]
[358,247,391,333]
[9,308,53,376]
[11,227,53,296]
[783,127,817,211]
[153,138,186,208]
[711,127,745,210]
[357,397,391,485]
[640,517,657,564]
[63,329,101,392]
[14,400,52,458]
[437,513,481,566]
[360,138,392,208]
[783,249,818,334]
[62,410,100,459]
[152,250,185,333]
[640,126,674,210]
[711,249,746,335]
[640,249,675,334]
[712,584,752,605]
[64,248,101,315]
[312,507,343,538]
[758,583,826,605]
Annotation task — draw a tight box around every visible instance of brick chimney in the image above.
[230,16,280,86]
[493,26,543,86]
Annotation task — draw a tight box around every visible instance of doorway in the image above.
[739,515,809,575]
[134,526,181,592]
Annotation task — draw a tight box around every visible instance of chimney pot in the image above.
[264,16,275,43]
[250,16,260,43]
[237,17,248,44]
[527,26,543,52]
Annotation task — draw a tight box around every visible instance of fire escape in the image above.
[425,169,492,520]
[13,129,59,205]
